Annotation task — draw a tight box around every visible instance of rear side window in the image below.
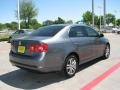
[69,26,87,37]
[30,26,65,37]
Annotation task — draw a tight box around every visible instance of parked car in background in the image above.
[116,28,120,34]
[112,28,118,33]
[112,27,120,34]
[8,29,33,43]
[101,27,113,33]
[9,24,110,78]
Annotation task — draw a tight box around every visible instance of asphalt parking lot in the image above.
[0,33,120,90]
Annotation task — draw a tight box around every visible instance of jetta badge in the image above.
[19,41,22,45]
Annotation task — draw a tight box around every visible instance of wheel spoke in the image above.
[66,57,77,75]
[105,46,110,57]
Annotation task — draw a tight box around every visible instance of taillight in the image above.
[29,43,48,53]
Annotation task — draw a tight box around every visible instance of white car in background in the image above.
[116,29,120,34]
[112,27,120,34]
[112,28,118,33]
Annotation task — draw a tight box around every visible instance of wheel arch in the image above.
[65,52,80,64]
[106,42,110,48]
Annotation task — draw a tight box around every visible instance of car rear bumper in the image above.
[9,51,51,72]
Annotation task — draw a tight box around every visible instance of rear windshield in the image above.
[30,26,65,37]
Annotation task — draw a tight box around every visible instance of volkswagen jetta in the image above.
[9,24,110,78]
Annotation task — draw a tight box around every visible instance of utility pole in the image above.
[103,0,106,28]
[17,0,20,30]
[92,0,95,27]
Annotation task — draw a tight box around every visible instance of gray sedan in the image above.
[9,24,110,78]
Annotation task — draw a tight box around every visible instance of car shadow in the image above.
[0,58,103,89]
[78,57,104,72]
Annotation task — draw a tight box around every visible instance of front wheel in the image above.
[63,55,78,78]
[117,31,120,34]
[102,44,110,59]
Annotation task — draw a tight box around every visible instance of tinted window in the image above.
[69,26,87,37]
[30,26,65,37]
[85,27,99,37]
[14,30,24,34]
[19,30,24,34]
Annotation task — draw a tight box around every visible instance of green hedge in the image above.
[0,34,9,42]
[0,38,9,42]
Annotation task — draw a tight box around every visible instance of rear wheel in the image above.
[102,44,110,59]
[62,55,78,78]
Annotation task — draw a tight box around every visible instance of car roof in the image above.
[49,24,91,27]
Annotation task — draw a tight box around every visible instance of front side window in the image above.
[69,26,87,37]
[85,27,99,37]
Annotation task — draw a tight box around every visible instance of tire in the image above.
[62,55,78,78]
[102,44,110,59]
[118,31,120,34]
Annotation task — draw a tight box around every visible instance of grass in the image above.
[0,33,10,42]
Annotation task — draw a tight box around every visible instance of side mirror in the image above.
[99,33,104,37]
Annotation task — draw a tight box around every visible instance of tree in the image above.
[82,11,105,28]
[11,22,18,30]
[0,23,4,30]
[82,11,92,25]
[95,16,104,28]
[30,19,42,29]
[106,13,115,25]
[18,0,38,28]
[54,17,65,24]
[66,20,73,24]
[5,23,12,29]
[116,19,120,26]
[43,20,54,26]
[42,17,65,26]
[21,19,42,29]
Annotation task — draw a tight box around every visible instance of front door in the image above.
[69,26,94,61]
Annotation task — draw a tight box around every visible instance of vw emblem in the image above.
[19,41,22,45]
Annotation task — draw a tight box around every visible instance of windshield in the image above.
[30,25,65,37]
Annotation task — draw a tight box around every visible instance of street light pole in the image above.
[103,0,106,28]
[92,0,94,27]
[98,6,102,31]
[17,0,20,30]
[114,10,117,28]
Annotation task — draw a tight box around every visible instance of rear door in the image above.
[69,26,94,61]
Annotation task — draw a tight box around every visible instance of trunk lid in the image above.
[11,36,50,56]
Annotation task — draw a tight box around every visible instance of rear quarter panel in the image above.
[41,37,76,71]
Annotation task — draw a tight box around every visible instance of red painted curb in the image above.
[80,62,120,90]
